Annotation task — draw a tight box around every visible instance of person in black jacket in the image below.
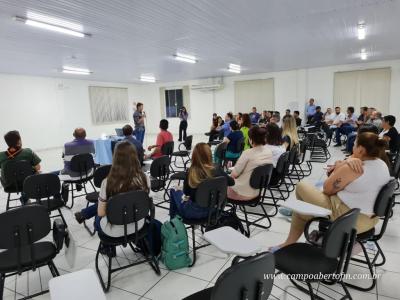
[169,142,234,219]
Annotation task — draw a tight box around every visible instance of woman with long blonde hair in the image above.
[170,143,234,219]
[75,141,150,238]
[281,115,299,151]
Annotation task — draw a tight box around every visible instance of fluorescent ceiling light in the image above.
[357,23,366,40]
[228,63,241,73]
[62,66,92,75]
[360,49,368,60]
[174,53,197,64]
[15,15,89,38]
[140,75,156,83]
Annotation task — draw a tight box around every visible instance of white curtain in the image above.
[89,86,129,124]
[333,68,391,114]
[234,78,275,113]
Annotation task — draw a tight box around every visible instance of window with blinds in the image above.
[333,68,391,113]
[234,78,275,113]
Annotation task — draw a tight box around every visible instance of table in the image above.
[281,199,331,217]
[49,269,106,300]
[203,226,261,257]
[94,137,123,165]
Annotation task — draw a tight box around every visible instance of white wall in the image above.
[0,74,138,150]
[1,59,400,151]
[135,59,400,137]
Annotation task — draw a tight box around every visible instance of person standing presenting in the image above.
[305,98,316,124]
[133,102,146,145]
[178,106,189,142]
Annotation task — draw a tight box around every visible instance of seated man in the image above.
[309,106,323,127]
[327,106,345,129]
[356,106,369,127]
[0,131,41,200]
[216,112,233,138]
[370,111,383,131]
[146,119,173,159]
[293,111,302,127]
[121,124,144,164]
[379,115,399,153]
[334,106,357,147]
[345,124,379,154]
[62,128,95,177]
[249,107,261,125]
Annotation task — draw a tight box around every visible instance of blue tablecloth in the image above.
[94,139,113,165]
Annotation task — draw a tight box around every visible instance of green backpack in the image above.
[160,216,192,270]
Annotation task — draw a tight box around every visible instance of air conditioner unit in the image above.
[191,77,224,92]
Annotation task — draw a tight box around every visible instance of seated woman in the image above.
[227,126,273,201]
[224,120,244,160]
[281,115,299,151]
[74,141,151,238]
[264,123,286,167]
[272,132,391,251]
[240,113,252,150]
[170,143,234,219]
[145,119,173,159]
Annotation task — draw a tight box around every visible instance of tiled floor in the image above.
[1,134,399,299]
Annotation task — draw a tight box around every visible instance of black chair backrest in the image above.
[394,134,400,154]
[0,205,50,249]
[374,179,397,217]
[392,153,400,179]
[150,155,170,178]
[195,176,227,224]
[211,252,275,300]
[184,135,193,151]
[23,173,61,200]
[322,208,360,259]
[161,141,174,156]
[2,160,34,190]
[249,164,273,190]
[107,190,151,225]
[70,153,95,178]
[275,151,290,176]
[214,142,227,161]
[93,165,112,188]
[288,144,299,164]
[106,190,151,243]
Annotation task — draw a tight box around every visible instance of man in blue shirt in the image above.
[122,124,144,165]
[249,107,261,125]
[62,128,95,177]
[306,98,316,124]
[217,112,233,138]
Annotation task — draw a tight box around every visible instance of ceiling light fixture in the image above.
[14,15,89,38]
[228,63,241,74]
[140,75,156,83]
[357,23,366,40]
[174,53,197,64]
[360,49,368,60]
[62,66,92,75]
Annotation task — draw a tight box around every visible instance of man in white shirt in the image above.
[334,106,358,147]
[327,107,346,129]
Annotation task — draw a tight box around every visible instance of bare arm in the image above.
[323,163,361,196]
[34,164,41,173]
[97,198,107,217]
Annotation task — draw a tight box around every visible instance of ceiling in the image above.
[0,0,400,83]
